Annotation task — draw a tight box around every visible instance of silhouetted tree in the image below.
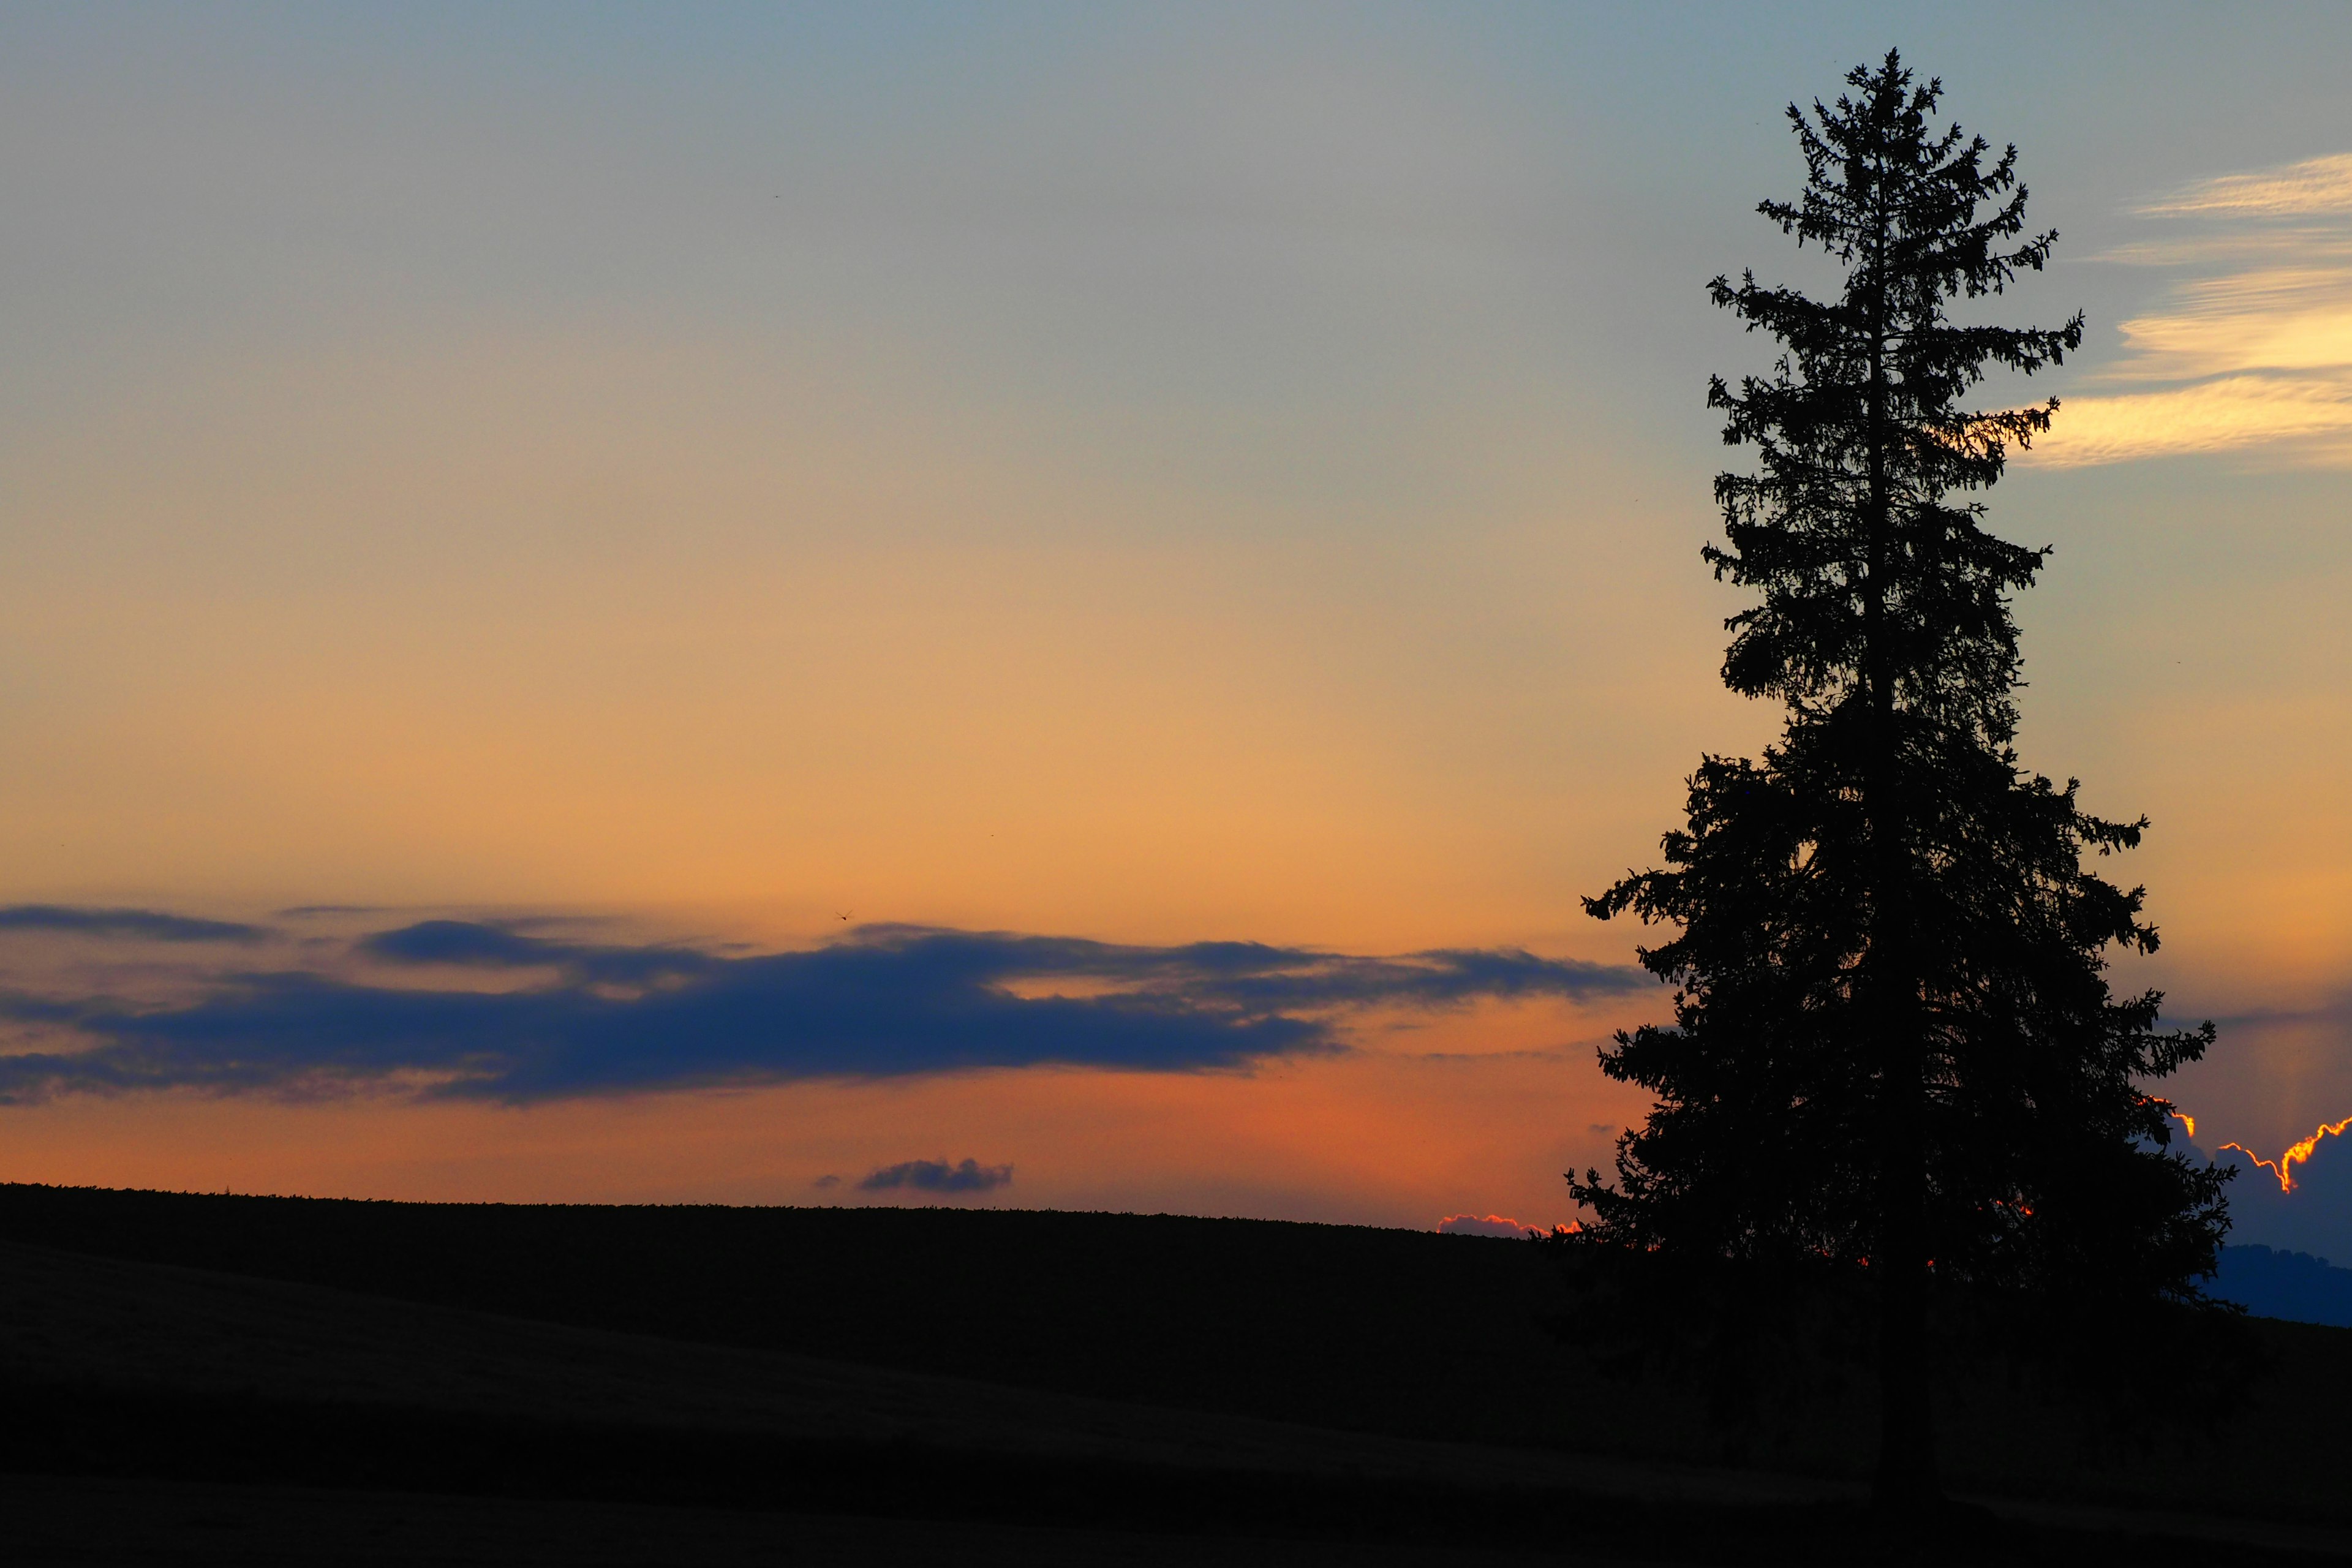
[1572,52,2229,1510]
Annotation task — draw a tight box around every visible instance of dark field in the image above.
[2,1185,2348,1563]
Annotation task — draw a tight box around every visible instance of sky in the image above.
[0,2,2346,1251]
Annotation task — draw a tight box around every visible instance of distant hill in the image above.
[2212,1244,2352,1327]
[0,1186,1626,1457]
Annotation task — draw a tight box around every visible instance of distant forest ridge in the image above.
[2212,1245,2352,1327]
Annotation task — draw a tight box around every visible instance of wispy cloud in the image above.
[0,917,1640,1104]
[2136,152,2352,220]
[0,905,266,943]
[2035,376,2352,467]
[2106,268,2352,382]
[2032,151,2352,469]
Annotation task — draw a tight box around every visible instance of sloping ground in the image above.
[0,1238,1792,1567]
[4,1237,2348,1564]
[0,1238,1824,1506]
[0,1472,1588,1568]
[3,1185,2351,1558]
[0,1189,1625,1452]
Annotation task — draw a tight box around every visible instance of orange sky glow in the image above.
[0,6,2345,1249]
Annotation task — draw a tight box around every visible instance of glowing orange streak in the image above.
[2168,1110,2195,1139]
[2217,1117,2352,1194]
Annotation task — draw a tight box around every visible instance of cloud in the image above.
[2032,375,2352,467]
[2105,267,2352,382]
[358,919,567,967]
[2027,149,2352,470]
[2179,1133,2352,1270]
[356,919,712,985]
[1436,1213,1536,1239]
[812,1174,842,1189]
[0,905,265,943]
[859,1158,1012,1194]
[0,919,1641,1104]
[2139,153,2352,219]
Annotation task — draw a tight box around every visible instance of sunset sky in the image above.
[2,4,2346,1253]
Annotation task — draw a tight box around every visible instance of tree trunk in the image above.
[1872,1001,1939,1510]
[1862,215,1940,1512]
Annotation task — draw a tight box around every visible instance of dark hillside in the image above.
[7,1184,2352,1536]
[0,1187,1623,1453]
[0,1239,1865,1565]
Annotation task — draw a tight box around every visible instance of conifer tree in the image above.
[1572,52,2230,1508]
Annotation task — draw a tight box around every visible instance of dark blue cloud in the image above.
[355,919,711,985]
[0,921,1642,1104]
[359,919,557,966]
[860,1158,1012,1193]
[0,905,265,943]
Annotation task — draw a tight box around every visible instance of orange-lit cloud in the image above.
[2219,1118,2352,1195]
[2106,268,2352,380]
[2136,152,2352,220]
[1436,1212,1546,1238]
[2032,375,2352,467]
[2029,151,2352,469]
